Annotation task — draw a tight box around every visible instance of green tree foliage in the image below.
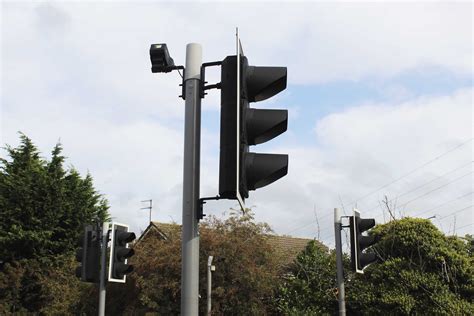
[199,209,283,315]
[107,209,285,315]
[0,255,94,314]
[464,234,474,255]
[0,133,108,262]
[278,217,474,315]
[0,134,109,313]
[347,218,474,315]
[276,240,340,315]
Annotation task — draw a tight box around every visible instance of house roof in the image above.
[137,221,323,265]
[265,234,315,262]
[137,221,179,243]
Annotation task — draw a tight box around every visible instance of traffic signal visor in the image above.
[108,223,136,283]
[219,55,289,207]
[350,209,377,273]
[245,66,287,102]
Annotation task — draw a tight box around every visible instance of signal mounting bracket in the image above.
[199,61,222,98]
[340,215,352,228]
[198,195,221,220]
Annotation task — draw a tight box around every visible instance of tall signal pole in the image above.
[181,43,202,316]
[334,208,346,316]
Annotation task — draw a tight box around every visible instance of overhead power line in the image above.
[436,205,473,221]
[365,161,473,214]
[394,171,472,212]
[455,223,473,233]
[281,139,472,239]
[411,192,473,218]
[285,161,472,238]
[343,138,473,209]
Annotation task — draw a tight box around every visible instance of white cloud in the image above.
[1,2,472,243]
[248,88,472,245]
[3,2,471,87]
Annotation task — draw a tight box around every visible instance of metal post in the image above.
[181,43,202,316]
[141,199,153,224]
[334,208,346,316]
[207,256,214,315]
[98,222,109,316]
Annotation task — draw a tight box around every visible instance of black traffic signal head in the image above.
[219,55,289,205]
[350,210,378,273]
[108,223,136,283]
[75,225,100,283]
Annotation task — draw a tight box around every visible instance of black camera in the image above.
[150,43,175,73]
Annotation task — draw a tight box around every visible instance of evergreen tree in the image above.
[276,240,340,315]
[0,133,109,313]
[277,218,474,315]
[347,218,474,315]
[0,133,108,263]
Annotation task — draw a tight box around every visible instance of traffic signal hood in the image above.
[109,223,136,283]
[350,210,378,273]
[219,55,289,204]
[75,225,100,283]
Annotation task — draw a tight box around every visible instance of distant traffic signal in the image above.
[75,225,100,283]
[219,54,288,205]
[350,210,378,273]
[108,223,136,283]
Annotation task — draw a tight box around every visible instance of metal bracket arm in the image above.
[198,195,221,220]
[200,61,223,98]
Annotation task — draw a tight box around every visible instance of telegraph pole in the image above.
[181,43,202,316]
[334,208,346,316]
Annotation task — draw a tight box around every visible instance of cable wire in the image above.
[455,222,473,233]
[280,140,472,239]
[284,169,472,238]
[343,138,473,209]
[436,205,473,221]
[286,160,473,236]
[366,161,473,213]
[410,192,473,218]
[394,171,472,211]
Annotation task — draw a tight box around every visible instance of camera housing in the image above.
[150,43,175,73]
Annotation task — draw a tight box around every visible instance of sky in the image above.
[1,1,472,248]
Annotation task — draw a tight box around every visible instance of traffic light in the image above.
[350,210,378,273]
[75,225,100,283]
[219,54,288,205]
[108,223,136,283]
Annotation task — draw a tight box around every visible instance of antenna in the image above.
[140,199,153,224]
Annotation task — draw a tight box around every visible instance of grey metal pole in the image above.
[334,208,346,316]
[140,199,153,224]
[207,256,213,316]
[98,222,109,316]
[181,43,202,316]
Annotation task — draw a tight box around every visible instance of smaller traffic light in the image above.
[108,223,136,283]
[350,210,378,273]
[75,225,100,283]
